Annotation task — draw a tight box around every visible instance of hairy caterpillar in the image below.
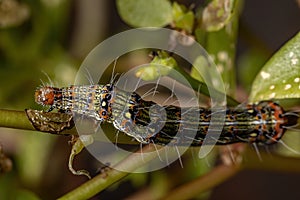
[34,83,298,146]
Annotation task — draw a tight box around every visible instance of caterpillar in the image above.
[34,83,298,147]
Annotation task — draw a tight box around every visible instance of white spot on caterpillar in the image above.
[289,52,294,58]
[294,77,300,83]
[269,92,276,98]
[282,79,286,84]
[284,84,291,90]
[269,85,275,90]
[260,71,270,79]
[125,112,131,119]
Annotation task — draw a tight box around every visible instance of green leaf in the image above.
[191,55,206,82]
[249,32,300,102]
[135,51,177,81]
[172,2,194,33]
[116,0,172,27]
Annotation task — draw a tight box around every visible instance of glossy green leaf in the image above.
[249,32,300,102]
[116,0,172,27]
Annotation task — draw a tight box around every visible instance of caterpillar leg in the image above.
[68,135,94,179]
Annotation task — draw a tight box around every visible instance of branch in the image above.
[0,109,138,145]
[57,144,159,200]
[161,164,240,200]
[0,109,36,131]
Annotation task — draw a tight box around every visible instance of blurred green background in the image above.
[0,0,299,199]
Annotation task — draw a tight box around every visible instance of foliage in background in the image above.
[0,0,299,199]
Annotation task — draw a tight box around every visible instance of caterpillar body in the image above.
[34,84,297,146]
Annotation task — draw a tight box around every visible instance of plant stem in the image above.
[0,109,34,131]
[58,144,159,200]
[0,109,139,145]
[161,164,240,200]
[159,144,300,200]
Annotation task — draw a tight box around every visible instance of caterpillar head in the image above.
[35,86,61,106]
